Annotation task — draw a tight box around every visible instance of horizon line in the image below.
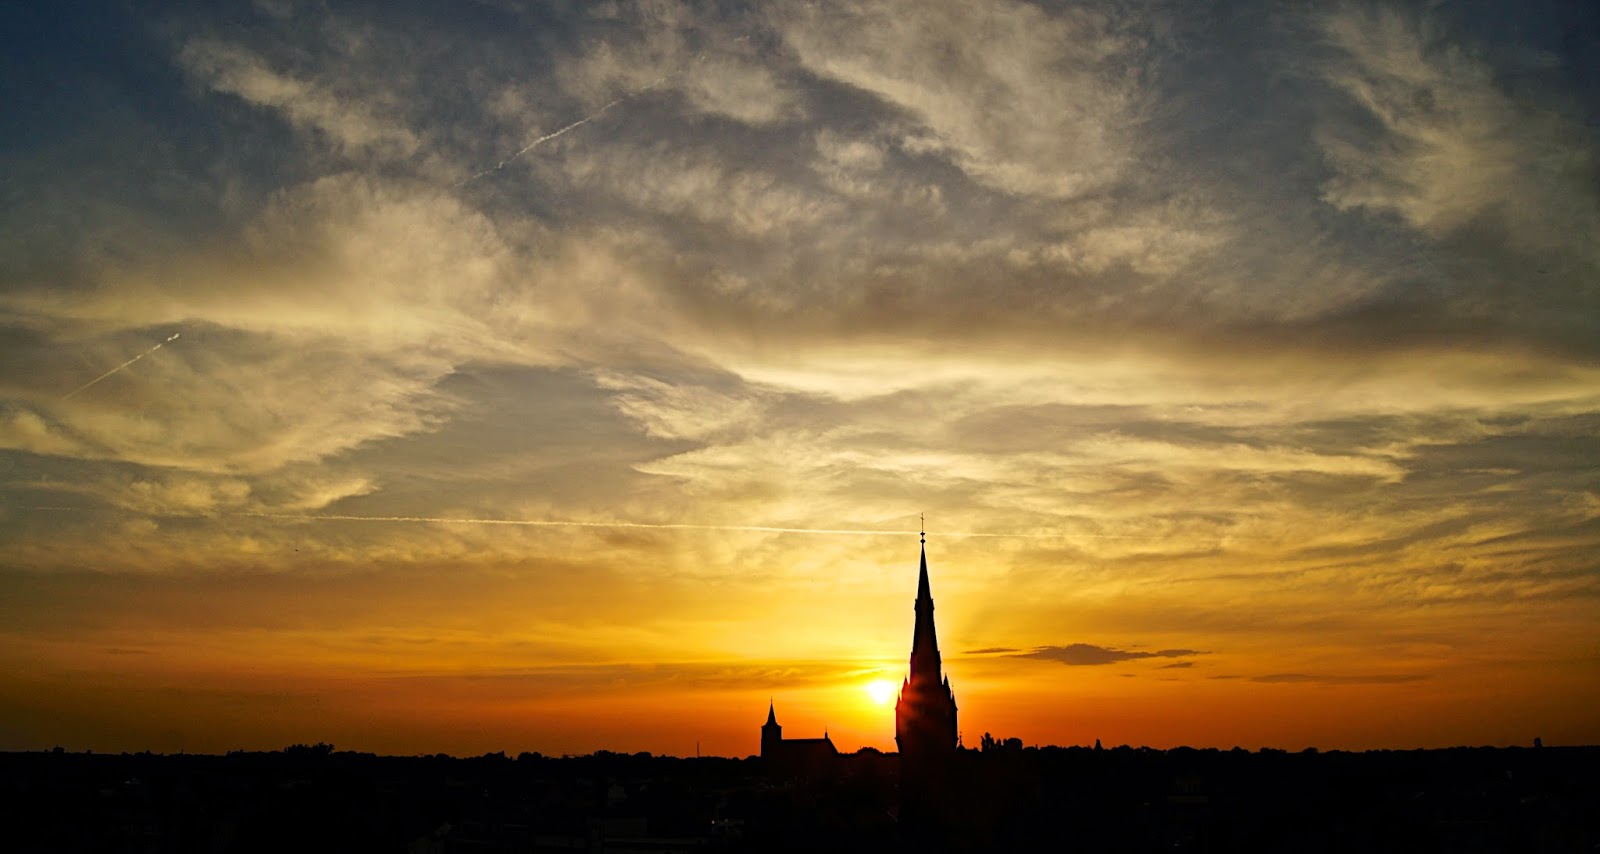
[8,741,1586,760]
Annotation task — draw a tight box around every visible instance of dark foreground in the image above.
[2,744,1595,852]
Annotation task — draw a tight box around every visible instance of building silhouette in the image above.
[760,700,839,779]
[896,530,958,828]
[755,530,958,819]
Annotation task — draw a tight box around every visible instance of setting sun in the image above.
[865,679,898,706]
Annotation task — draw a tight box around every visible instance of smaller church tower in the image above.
[760,700,782,759]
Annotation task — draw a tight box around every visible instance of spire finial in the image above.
[920,512,925,544]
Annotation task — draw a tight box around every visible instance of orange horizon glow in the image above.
[2,534,1595,757]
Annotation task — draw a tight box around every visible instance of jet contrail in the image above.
[242,512,1136,539]
[456,96,627,187]
[458,64,683,188]
[457,33,760,189]
[457,71,675,188]
[31,506,1147,539]
[61,333,180,401]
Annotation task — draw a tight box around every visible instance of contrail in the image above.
[61,333,180,401]
[456,32,759,188]
[242,512,1135,539]
[32,506,1146,539]
[457,71,674,188]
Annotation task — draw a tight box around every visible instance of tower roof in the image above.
[917,539,931,601]
[910,534,942,681]
[766,699,777,726]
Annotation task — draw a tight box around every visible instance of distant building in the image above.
[760,701,838,779]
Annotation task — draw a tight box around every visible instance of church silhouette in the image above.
[896,530,959,823]
[761,530,959,814]
[760,701,839,779]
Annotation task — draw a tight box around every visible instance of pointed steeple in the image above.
[909,525,942,682]
[917,537,932,601]
[760,699,782,759]
[896,521,959,804]
[896,518,953,825]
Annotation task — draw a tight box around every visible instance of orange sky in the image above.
[2,530,1595,756]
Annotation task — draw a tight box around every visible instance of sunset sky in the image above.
[2,0,1597,758]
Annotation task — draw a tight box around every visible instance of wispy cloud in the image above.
[1316,6,1599,263]
[782,0,1138,201]
[179,38,420,159]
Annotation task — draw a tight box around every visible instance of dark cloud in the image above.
[1012,644,1205,666]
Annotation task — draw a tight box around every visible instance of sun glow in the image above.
[865,679,898,706]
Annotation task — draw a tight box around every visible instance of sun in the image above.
[864,679,898,706]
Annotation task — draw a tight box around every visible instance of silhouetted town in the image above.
[5,540,1596,851]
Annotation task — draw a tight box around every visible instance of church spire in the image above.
[896,523,959,821]
[760,698,782,760]
[917,535,932,601]
[909,523,942,683]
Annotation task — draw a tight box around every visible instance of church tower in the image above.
[896,528,958,792]
[761,700,782,758]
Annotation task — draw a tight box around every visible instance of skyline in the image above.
[2,0,1598,757]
